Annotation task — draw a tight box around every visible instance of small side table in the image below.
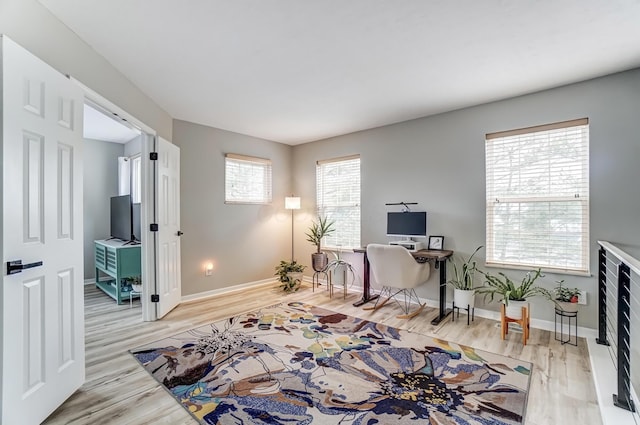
[555,308,578,346]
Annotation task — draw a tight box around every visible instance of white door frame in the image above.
[71,78,158,321]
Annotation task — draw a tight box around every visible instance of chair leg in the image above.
[363,287,392,311]
[395,288,425,319]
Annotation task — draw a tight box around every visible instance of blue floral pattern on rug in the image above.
[130,302,531,424]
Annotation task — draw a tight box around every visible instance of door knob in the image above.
[6,260,43,275]
[176,231,184,236]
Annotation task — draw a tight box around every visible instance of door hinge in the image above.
[151,294,160,303]
[150,223,159,232]
[149,152,158,161]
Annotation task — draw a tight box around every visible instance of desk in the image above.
[353,247,453,325]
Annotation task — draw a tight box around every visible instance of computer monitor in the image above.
[386,211,427,239]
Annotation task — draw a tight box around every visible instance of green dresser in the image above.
[94,239,141,304]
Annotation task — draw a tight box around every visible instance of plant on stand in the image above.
[275,260,306,292]
[447,246,483,310]
[475,268,551,320]
[305,216,335,272]
[552,282,581,313]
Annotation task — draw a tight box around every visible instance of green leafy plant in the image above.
[274,260,306,292]
[305,216,335,253]
[553,282,581,303]
[475,268,552,306]
[447,246,483,290]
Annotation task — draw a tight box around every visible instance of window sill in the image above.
[484,262,592,277]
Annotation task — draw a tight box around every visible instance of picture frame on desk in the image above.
[428,236,444,250]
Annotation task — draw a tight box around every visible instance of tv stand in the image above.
[94,239,141,304]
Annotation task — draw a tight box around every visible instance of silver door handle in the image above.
[6,260,43,275]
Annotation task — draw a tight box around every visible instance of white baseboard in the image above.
[181,278,275,303]
[84,278,95,285]
[365,287,597,338]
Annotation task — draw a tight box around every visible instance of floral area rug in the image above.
[130,302,531,424]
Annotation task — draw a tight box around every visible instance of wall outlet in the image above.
[577,290,587,305]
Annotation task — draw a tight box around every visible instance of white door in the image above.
[1,36,84,424]
[155,137,181,318]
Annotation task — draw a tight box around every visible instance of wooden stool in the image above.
[501,303,530,345]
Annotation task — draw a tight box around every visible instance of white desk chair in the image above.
[365,244,431,319]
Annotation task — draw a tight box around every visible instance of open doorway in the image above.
[82,101,146,313]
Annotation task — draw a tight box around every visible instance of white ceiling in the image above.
[41,0,640,145]
[83,103,140,144]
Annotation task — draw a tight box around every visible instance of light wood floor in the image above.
[44,283,602,425]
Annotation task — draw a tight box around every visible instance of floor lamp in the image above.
[285,196,301,262]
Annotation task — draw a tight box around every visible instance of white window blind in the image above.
[316,155,361,249]
[485,118,589,274]
[225,153,272,204]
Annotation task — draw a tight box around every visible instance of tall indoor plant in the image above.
[305,216,335,272]
[447,246,483,309]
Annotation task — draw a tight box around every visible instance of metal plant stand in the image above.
[554,308,578,346]
[452,302,474,325]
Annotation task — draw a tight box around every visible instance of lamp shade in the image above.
[285,196,301,210]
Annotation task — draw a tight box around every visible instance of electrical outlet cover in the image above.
[578,290,587,305]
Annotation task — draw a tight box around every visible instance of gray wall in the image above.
[83,139,123,280]
[292,68,640,328]
[124,135,142,157]
[172,120,292,296]
[0,0,172,139]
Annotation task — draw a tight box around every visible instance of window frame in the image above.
[316,154,361,250]
[224,153,273,205]
[485,118,590,275]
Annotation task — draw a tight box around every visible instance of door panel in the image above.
[2,36,85,425]
[155,137,181,318]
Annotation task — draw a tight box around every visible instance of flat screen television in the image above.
[110,195,134,242]
[132,203,141,242]
[387,211,427,239]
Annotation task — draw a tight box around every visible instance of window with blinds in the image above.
[485,118,589,274]
[316,155,361,249]
[225,153,272,204]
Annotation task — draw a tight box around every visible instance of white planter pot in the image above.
[504,300,528,320]
[556,301,579,313]
[453,289,475,309]
[131,283,142,293]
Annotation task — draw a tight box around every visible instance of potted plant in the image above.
[475,268,552,320]
[305,216,335,272]
[447,246,483,309]
[275,260,306,292]
[553,282,581,313]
